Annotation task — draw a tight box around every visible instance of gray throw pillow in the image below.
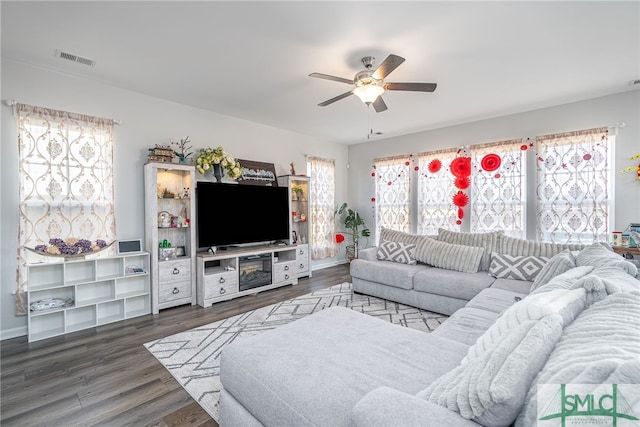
[437,229,503,272]
[414,236,484,273]
[379,227,425,246]
[376,240,417,265]
[488,252,549,281]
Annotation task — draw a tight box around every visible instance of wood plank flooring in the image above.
[1,264,351,427]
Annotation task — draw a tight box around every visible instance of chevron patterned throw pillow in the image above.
[489,252,549,281]
[376,240,417,265]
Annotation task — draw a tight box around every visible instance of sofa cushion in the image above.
[576,242,638,276]
[432,307,499,346]
[220,307,468,427]
[464,288,587,364]
[488,252,549,281]
[351,386,481,427]
[438,229,503,271]
[419,314,565,427]
[499,235,584,258]
[516,291,640,427]
[529,249,576,292]
[490,278,533,295]
[376,240,417,265]
[380,227,427,245]
[465,288,526,314]
[350,258,430,290]
[414,236,485,273]
[413,269,495,300]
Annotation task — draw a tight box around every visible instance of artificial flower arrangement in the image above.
[171,136,193,162]
[621,153,640,181]
[32,238,110,256]
[195,146,242,179]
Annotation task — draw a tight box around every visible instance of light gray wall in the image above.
[348,90,640,242]
[0,59,349,338]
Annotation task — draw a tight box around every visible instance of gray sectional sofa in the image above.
[219,229,640,427]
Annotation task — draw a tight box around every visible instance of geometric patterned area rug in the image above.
[144,282,447,422]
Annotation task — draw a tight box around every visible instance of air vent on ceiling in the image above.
[55,49,96,67]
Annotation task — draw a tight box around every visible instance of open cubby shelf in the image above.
[27,252,151,342]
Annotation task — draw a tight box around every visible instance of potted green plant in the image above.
[335,202,370,260]
[291,185,304,201]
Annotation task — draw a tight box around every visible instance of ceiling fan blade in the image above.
[385,82,437,92]
[372,96,388,113]
[317,91,354,107]
[372,54,405,80]
[309,73,354,85]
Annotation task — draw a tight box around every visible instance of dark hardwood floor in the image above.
[1,264,351,427]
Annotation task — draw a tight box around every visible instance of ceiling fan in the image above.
[309,54,437,113]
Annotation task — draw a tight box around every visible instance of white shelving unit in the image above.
[27,252,151,342]
[196,245,298,307]
[144,162,197,314]
[277,175,311,278]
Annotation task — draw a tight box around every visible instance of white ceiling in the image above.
[2,1,639,145]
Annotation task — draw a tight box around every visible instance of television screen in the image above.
[196,182,290,249]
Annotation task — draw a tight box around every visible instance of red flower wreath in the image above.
[335,233,345,244]
[428,159,442,173]
[454,176,470,190]
[481,153,501,172]
[452,190,469,207]
[450,157,471,178]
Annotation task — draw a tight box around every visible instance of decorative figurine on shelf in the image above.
[292,230,298,243]
[182,187,189,199]
[290,162,296,175]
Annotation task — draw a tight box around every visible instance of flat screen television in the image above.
[196,182,290,250]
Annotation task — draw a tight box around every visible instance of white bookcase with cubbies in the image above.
[277,175,311,278]
[27,252,151,342]
[144,162,197,313]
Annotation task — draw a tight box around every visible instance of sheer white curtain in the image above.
[536,127,611,244]
[16,104,116,314]
[307,156,336,260]
[374,155,411,243]
[471,139,526,238]
[417,149,460,235]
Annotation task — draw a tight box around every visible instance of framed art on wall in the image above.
[236,159,278,186]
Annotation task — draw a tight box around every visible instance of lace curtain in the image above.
[373,155,411,243]
[16,104,116,315]
[471,139,526,238]
[417,149,460,235]
[307,156,336,260]
[536,127,611,244]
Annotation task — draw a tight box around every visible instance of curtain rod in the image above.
[5,99,123,125]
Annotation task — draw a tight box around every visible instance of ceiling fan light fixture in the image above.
[353,82,385,104]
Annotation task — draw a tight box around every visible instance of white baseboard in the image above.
[1,326,27,341]
[311,259,349,271]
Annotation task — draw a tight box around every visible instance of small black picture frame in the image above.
[118,239,142,254]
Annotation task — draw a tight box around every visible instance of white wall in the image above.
[0,59,349,338]
[348,90,640,242]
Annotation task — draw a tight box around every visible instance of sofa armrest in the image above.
[357,246,378,261]
[350,386,481,427]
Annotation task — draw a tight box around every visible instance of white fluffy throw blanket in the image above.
[516,291,640,426]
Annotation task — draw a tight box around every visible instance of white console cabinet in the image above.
[27,252,151,342]
[197,245,299,307]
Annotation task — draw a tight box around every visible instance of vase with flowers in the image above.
[195,146,242,182]
[171,136,193,164]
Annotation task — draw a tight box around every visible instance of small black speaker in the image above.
[117,239,142,254]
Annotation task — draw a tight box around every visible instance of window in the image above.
[307,156,336,260]
[16,104,116,315]
[373,155,411,242]
[536,127,612,244]
[471,139,526,238]
[417,149,460,235]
